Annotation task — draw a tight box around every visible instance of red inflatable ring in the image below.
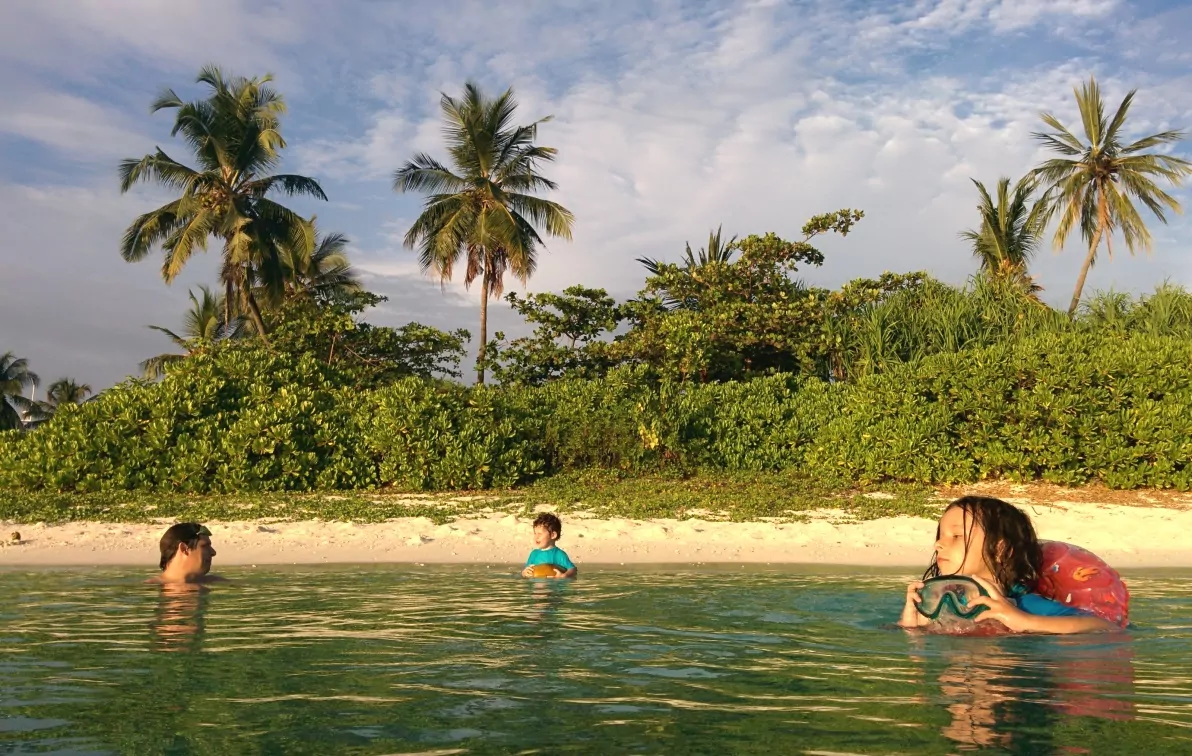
[1036,541,1129,628]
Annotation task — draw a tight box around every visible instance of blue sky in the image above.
[2,0,1191,389]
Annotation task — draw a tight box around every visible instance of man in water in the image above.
[149,523,225,584]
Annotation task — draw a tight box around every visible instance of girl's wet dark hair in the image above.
[159,522,207,570]
[923,496,1042,594]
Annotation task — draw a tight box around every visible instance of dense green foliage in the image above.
[9,72,1190,506]
[5,322,1192,494]
[484,285,625,385]
[266,291,471,386]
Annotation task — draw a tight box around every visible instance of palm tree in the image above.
[45,378,92,406]
[1031,76,1192,316]
[394,82,574,383]
[24,378,93,427]
[959,177,1045,296]
[119,65,327,341]
[140,285,241,378]
[638,225,738,274]
[637,225,738,309]
[271,220,361,304]
[0,352,38,430]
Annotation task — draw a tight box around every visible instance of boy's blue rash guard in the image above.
[1010,585,1089,617]
[525,546,576,571]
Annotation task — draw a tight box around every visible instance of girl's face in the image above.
[934,506,989,576]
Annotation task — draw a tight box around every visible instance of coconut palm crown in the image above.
[1031,76,1192,315]
[118,65,327,340]
[394,81,574,383]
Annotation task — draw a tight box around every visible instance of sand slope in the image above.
[3,490,1190,569]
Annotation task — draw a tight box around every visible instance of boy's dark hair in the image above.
[922,496,1041,594]
[533,512,563,539]
[159,523,208,570]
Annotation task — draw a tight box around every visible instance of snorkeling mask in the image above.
[915,575,990,622]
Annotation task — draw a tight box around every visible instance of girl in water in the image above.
[899,496,1115,634]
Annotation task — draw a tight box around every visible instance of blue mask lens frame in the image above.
[915,575,990,621]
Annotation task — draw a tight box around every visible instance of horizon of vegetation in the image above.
[3,67,1191,432]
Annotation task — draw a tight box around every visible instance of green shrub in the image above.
[3,331,1191,493]
[804,333,1192,488]
[358,380,544,490]
[526,365,665,472]
[0,345,374,493]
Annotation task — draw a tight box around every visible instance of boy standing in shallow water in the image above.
[521,513,578,579]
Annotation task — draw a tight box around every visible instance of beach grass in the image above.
[0,471,944,526]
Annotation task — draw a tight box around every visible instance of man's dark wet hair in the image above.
[922,496,1042,594]
[159,523,209,570]
[533,512,563,539]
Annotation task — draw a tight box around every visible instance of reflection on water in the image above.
[150,583,208,653]
[0,566,1190,755]
[911,636,1139,752]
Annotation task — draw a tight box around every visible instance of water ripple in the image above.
[1,565,1191,754]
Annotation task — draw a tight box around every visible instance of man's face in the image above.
[533,525,557,550]
[183,535,216,575]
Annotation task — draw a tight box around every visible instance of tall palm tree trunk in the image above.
[476,270,489,385]
[245,291,271,347]
[1067,227,1103,317]
[1068,191,1110,317]
[225,280,235,330]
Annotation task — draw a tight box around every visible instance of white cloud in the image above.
[0,0,303,79]
[0,91,148,160]
[988,0,1119,32]
[0,180,221,388]
[295,110,415,181]
[2,0,1191,390]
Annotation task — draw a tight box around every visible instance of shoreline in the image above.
[4,493,1192,568]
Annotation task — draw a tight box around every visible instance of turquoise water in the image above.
[1,566,1190,755]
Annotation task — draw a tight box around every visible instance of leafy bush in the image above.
[802,333,1192,488]
[0,345,374,493]
[358,380,544,490]
[4,331,1191,493]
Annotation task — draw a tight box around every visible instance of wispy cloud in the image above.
[0,91,149,161]
[2,0,1190,391]
[0,0,304,78]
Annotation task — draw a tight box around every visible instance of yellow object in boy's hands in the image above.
[526,564,562,578]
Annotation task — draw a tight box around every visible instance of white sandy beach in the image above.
[3,486,1191,569]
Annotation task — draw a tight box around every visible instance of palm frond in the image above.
[139,353,185,380]
[1122,129,1189,154]
[160,209,217,281]
[242,174,328,200]
[1075,77,1106,148]
[505,193,575,240]
[120,198,192,263]
[1103,88,1137,146]
[150,88,184,113]
[118,149,200,193]
[147,323,190,348]
[394,154,469,194]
